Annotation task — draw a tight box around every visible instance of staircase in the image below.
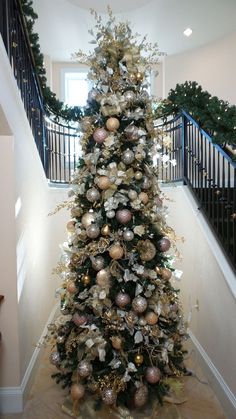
[0,0,235,272]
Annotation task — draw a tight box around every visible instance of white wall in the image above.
[164,185,236,417]
[0,37,69,407]
[164,31,236,104]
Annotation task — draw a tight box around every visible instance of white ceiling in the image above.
[33,0,236,62]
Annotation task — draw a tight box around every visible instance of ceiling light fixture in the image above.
[183,28,193,37]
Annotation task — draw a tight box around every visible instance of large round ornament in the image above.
[97,176,111,190]
[72,312,87,327]
[123,230,134,241]
[116,209,132,224]
[71,383,85,401]
[160,267,172,280]
[106,210,115,219]
[50,351,60,366]
[134,385,148,407]
[81,212,96,228]
[138,240,156,261]
[139,192,149,204]
[93,128,108,144]
[128,190,138,200]
[124,125,139,141]
[96,269,110,286]
[66,220,76,233]
[134,171,143,180]
[91,256,105,271]
[106,117,120,132]
[123,90,135,102]
[121,149,135,165]
[115,292,131,308]
[145,367,161,384]
[86,224,100,239]
[145,312,158,325]
[77,360,93,378]
[109,243,124,260]
[158,237,171,252]
[132,296,148,313]
[86,188,100,203]
[101,388,117,405]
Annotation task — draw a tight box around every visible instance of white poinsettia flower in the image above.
[170,159,177,166]
[162,154,170,163]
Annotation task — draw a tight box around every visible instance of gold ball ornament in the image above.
[145,311,158,325]
[139,192,149,204]
[67,280,77,294]
[106,117,120,132]
[135,72,144,83]
[66,220,76,233]
[82,274,91,286]
[96,269,110,286]
[134,171,143,180]
[81,212,96,228]
[109,243,124,260]
[160,267,172,280]
[101,224,111,236]
[134,353,144,366]
[96,176,111,190]
[70,383,85,401]
[111,336,123,350]
[138,239,156,261]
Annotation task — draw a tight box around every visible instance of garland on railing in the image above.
[20,0,84,121]
[156,81,236,145]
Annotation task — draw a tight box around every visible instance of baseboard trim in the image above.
[0,302,59,414]
[189,330,236,419]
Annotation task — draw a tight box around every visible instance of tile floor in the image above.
[2,343,227,419]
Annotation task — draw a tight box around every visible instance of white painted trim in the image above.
[189,330,236,419]
[0,302,59,414]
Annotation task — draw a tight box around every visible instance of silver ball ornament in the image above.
[77,360,93,378]
[102,388,117,405]
[123,230,134,241]
[106,210,115,219]
[132,296,148,313]
[116,209,132,224]
[86,224,100,239]
[122,149,135,165]
[86,188,100,202]
[123,90,135,102]
[145,367,161,384]
[115,292,131,308]
[128,190,138,200]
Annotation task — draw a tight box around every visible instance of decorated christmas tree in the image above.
[48,9,187,417]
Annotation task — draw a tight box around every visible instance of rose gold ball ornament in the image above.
[86,188,100,203]
[134,171,143,180]
[97,176,111,190]
[96,269,110,286]
[106,117,120,132]
[111,336,123,350]
[128,189,138,200]
[66,220,76,233]
[115,292,131,308]
[139,192,149,204]
[132,296,148,313]
[81,274,91,286]
[134,385,148,407]
[116,209,132,224]
[124,125,139,141]
[138,239,156,261]
[145,367,161,384]
[93,127,108,144]
[77,360,93,378]
[70,383,85,401]
[158,237,171,252]
[160,267,172,280]
[67,280,77,294]
[50,351,60,366]
[91,256,105,271]
[109,243,124,260]
[72,312,87,327]
[102,388,117,405]
[81,212,96,228]
[134,353,144,366]
[145,311,158,325]
[86,224,100,239]
[101,224,111,236]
